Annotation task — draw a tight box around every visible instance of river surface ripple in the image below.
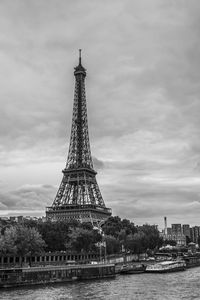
[1,267,200,300]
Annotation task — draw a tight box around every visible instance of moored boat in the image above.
[145,260,186,273]
[119,264,146,274]
[183,255,200,268]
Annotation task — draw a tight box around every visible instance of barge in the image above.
[0,263,115,288]
[145,260,186,273]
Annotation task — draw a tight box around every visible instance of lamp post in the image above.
[94,221,106,264]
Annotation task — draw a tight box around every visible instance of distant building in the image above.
[174,234,186,246]
[164,216,167,235]
[9,216,24,223]
[172,224,182,235]
[167,228,172,235]
[161,222,186,246]
[182,224,190,238]
[190,226,200,243]
[17,216,24,223]
[161,233,186,246]
[40,216,46,222]
[0,217,9,221]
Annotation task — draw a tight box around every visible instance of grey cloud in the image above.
[92,157,104,170]
[0,184,56,211]
[0,0,200,226]
[107,187,200,226]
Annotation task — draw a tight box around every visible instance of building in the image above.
[190,226,200,243]
[167,228,172,235]
[171,224,182,235]
[46,51,111,226]
[182,224,190,238]
[161,221,186,246]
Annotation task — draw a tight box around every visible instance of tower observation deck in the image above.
[46,51,111,226]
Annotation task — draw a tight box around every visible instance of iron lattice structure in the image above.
[46,51,111,225]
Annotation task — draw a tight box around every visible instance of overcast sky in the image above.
[0,0,200,228]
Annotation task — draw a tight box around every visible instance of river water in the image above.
[1,267,200,300]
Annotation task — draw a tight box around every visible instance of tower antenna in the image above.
[79,49,82,65]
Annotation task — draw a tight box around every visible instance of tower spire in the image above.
[46,53,111,226]
[79,49,82,65]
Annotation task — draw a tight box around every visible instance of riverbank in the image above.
[1,266,200,299]
[0,263,115,288]
[1,254,200,288]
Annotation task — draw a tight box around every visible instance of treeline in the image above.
[102,216,163,256]
[0,216,163,258]
[0,220,101,257]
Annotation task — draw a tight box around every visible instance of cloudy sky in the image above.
[0,0,200,228]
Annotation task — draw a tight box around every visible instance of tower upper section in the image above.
[65,50,94,171]
[74,49,86,76]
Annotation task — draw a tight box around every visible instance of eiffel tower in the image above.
[46,50,111,226]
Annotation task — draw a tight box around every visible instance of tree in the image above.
[126,232,146,260]
[118,229,128,252]
[139,224,163,251]
[121,219,137,235]
[104,235,121,255]
[0,226,17,255]
[0,225,46,264]
[65,227,102,253]
[102,216,122,238]
[37,221,71,252]
[24,219,81,252]
[81,222,94,231]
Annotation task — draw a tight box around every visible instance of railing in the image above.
[46,204,111,214]
[0,252,99,269]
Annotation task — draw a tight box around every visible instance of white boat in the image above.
[145,260,186,273]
